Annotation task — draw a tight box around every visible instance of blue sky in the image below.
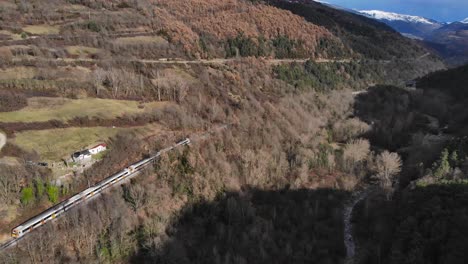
[322,0,468,22]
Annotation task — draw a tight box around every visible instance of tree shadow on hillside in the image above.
[352,184,468,264]
[353,85,417,152]
[352,85,440,186]
[129,188,350,264]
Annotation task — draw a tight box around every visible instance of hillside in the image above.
[424,23,468,66]
[347,8,468,66]
[0,0,347,60]
[0,0,455,263]
[272,1,437,60]
[351,63,468,264]
[416,64,468,134]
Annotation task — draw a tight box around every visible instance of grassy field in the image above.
[12,124,161,161]
[0,97,165,122]
[13,127,127,160]
[0,66,37,79]
[23,24,60,35]
[65,45,101,56]
[0,30,22,40]
[113,36,168,45]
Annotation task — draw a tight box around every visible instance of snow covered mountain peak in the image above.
[360,10,436,25]
[461,18,468,24]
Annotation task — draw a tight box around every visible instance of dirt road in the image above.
[12,57,353,66]
[0,132,6,152]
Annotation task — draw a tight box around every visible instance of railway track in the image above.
[0,138,191,251]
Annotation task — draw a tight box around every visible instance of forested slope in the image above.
[272,0,433,60]
[352,64,468,264]
[0,0,453,263]
[271,0,445,81]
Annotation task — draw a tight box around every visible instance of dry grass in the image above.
[0,156,19,166]
[0,30,22,40]
[12,124,162,161]
[0,97,166,122]
[0,66,37,79]
[113,36,168,45]
[65,45,101,56]
[23,25,60,35]
[64,4,90,11]
[152,67,199,87]
[13,127,128,160]
[53,65,92,81]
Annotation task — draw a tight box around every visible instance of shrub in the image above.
[117,2,131,8]
[20,187,34,205]
[34,177,45,198]
[0,91,28,112]
[46,185,59,203]
[86,21,101,32]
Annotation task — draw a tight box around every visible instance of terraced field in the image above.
[0,97,165,122]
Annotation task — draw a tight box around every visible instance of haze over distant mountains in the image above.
[310,0,467,65]
[356,9,468,65]
[358,10,468,38]
[359,10,442,39]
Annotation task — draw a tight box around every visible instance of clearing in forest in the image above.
[12,125,162,161]
[65,46,102,56]
[113,36,168,45]
[0,97,165,122]
[22,24,60,35]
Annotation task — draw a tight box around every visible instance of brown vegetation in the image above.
[0,91,27,112]
[0,57,385,262]
[153,0,338,58]
[0,0,451,262]
[0,114,160,136]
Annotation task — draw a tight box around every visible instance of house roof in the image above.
[90,143,107,149]
[72,150,91,158]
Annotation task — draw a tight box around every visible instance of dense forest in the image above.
[351,64,468,264]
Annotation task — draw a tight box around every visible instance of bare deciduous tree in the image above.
[342,139,370,173]
[130,184,147,210]
[373,151,402,200]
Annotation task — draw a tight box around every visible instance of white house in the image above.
[89,143,107,155]
[72,150,92,162]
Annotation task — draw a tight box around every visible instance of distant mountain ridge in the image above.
[350,9,468,65]
[308,0,467,65]
[358,10,443,39]
[359,10,438,25]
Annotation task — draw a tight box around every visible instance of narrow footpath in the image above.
[343,189,370,264]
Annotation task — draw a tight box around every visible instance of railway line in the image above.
[0,138,191,251]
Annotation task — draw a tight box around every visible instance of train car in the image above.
[176,138,191,146]
[81,185,100,199]
[10,139,191,239]
[96,169,130,191]
[128,157,153,172]
[11,185,100,238]
[11,201,66,238]
[62,191,85,210]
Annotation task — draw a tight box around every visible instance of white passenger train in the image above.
[11,138,190,239]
